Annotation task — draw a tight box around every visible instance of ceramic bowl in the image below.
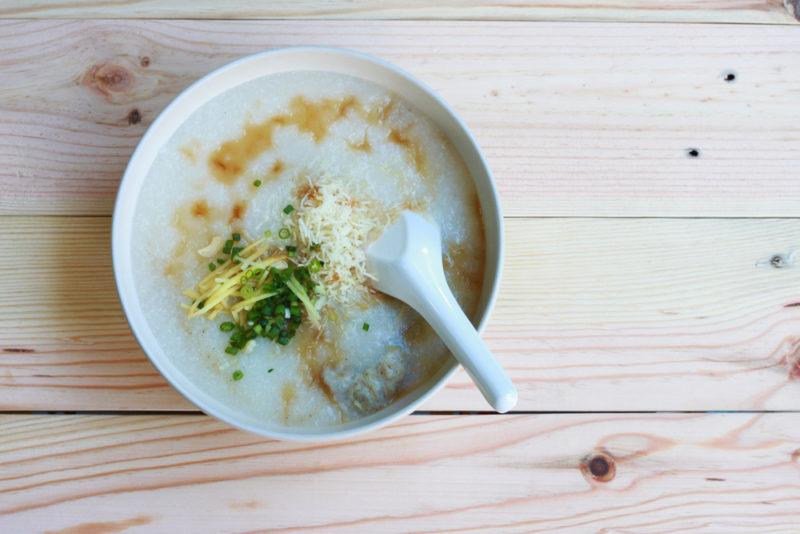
[112,47,504,441]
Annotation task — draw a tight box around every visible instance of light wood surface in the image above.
[1,413,798,532]
[2,20,800,217]
[0,0,797,24]
[3,216,798,412]
[2,10,800,532]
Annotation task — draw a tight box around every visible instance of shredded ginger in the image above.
[295,177,385,305]
[182,237,286,324]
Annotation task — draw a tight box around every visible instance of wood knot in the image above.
[140,56,151,68]
[788,348,800,381]
[581,450,616,482]
[81,63,134,99]
[792,449,800,465]
[127,108,142,125]
[776,337,800,381]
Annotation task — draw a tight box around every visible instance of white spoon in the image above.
[366,211,518,413]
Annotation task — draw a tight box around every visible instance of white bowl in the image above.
[112,47,504,441]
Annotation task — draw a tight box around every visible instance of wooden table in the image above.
[1,2,799,532]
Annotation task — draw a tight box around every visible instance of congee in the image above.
[132,71,485,427]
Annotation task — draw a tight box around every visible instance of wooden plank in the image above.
[0,413,798,532]
[1,20,799,217]
[0,217,194,411]
[0,0,797,24]
[2,216,799,412]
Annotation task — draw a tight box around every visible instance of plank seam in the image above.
[1,410,798,416]
[0,17,796,26]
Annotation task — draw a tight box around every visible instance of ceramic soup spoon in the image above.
[366,211,517,413]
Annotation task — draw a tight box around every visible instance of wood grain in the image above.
[2,216,799,412]
[0,0,797,24]
[1,20,799,217]
[0,413,798,532]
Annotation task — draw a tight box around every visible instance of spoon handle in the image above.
[411,274,518,413]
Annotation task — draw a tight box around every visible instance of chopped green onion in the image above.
[240,285,256,299]
[204,248,323,355]
[286,274,321,327]
[208,262,216,271]
[283,204,294,214]
[222,240,233,254]
[362,322,370,332]
[268,368,274,373]
[232,370,244,381]
[232,233,241,242]
[253,179,262,187]
[278,228,291,239]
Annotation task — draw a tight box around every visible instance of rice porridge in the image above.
[132,71,484,428]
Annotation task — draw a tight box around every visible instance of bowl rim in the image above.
[112,46,504,441]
